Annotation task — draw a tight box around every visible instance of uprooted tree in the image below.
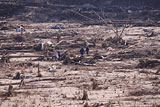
[69,9,129,48]
[91,10,129,48]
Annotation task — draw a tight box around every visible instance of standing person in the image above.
[40,42,44,51]
[80,46,85,56]
[56,50,61,60]
[19,73,25,87]
[86,45,89,55]
[20,25,25,36]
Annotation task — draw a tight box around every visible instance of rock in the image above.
[51,24,65,29]
[128,10,132,14]
[157,21,160,24]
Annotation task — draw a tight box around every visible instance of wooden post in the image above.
[19,74,25,87]
[7,84,13,97]
[57,34,61,43]
[37,63,42,77]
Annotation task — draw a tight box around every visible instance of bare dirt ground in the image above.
[0,21,160,107]
[0,2,160,107]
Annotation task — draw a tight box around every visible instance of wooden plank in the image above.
[0,50,37,52]
[0,77,66,86]
[8,55,44,58]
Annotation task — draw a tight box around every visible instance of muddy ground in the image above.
[0,2,160,107]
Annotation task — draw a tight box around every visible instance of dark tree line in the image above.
[1,0,160,8]
[35,0,160,8]
[112,0,160,7]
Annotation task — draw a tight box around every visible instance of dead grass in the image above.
[91,78,98,90]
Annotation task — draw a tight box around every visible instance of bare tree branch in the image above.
[68,9,129,38]
[67,9,96,21]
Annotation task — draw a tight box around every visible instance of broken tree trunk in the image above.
[136,59,160,68]
[0,77,66,86]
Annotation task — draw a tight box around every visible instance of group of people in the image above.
[17,24,90,59]
[17,25,25,35]
[55,45,89,60]
[80,45,89,56]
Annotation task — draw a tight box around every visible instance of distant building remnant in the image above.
[81,3,97,10]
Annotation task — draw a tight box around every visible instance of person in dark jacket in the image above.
[86,45,89,55]
[80,46,85,56]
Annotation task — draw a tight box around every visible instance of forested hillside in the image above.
[0,0,160,7]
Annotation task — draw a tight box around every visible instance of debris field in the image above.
[0,1,160,107]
